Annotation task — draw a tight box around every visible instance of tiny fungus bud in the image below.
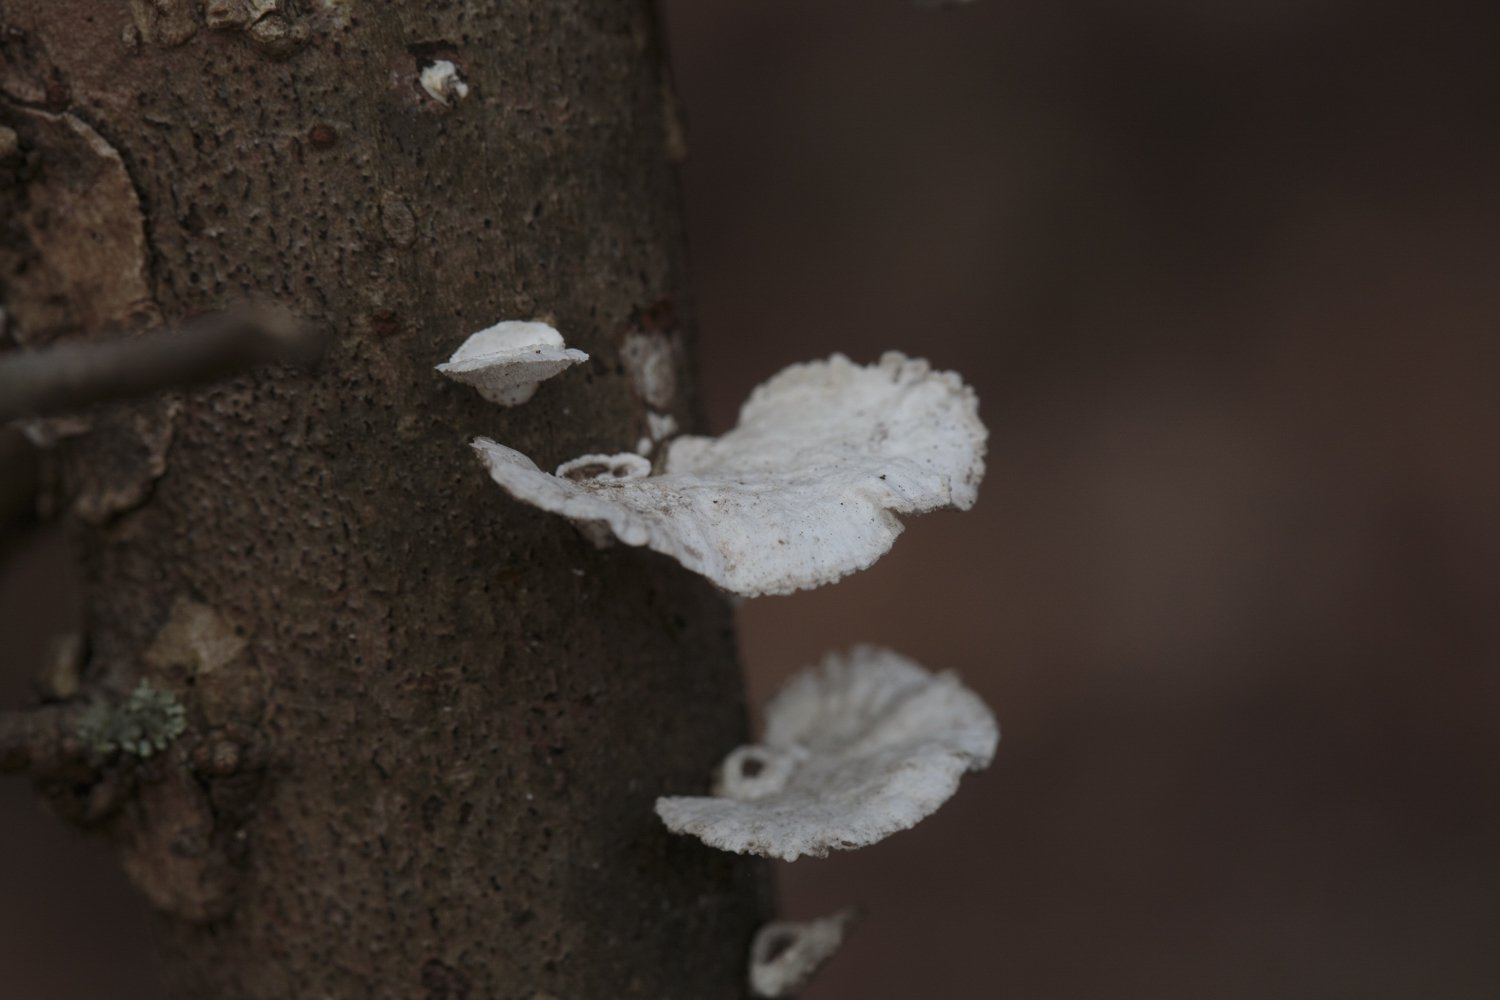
[436,321,588,406]
[656,646,998,860]
[715,744,806,801]
[749,909,860,998]
[419,59,469,105]
[556,453,651,483]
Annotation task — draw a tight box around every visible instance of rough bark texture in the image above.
[0,2,769,997]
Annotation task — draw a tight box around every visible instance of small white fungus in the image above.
[436,321,587,406]
[620,331,676,408]
[646,410,678,443]
[655,646,998,861]
[420,59,469,104]
[748,908,860,998]
[635,412,678,456]
[555,452,651,482]
[471,352,985,596]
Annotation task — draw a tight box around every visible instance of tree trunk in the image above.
[1,2,768,997]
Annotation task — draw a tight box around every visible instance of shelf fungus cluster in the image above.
[435,320,587,406]
[472,351,986,596]
[683,647,996,995]
[440,328,997,994]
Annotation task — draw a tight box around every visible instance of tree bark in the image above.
[1,2,768,997]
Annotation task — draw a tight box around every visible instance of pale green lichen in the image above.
[77,680,187,759]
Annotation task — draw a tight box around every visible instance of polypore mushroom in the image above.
[748,908,860,998]
[435,320,588,406]
[471,351,985,596]
[419,59,469,104]
[655,646,998,861]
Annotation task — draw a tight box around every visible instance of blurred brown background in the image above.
[5,0,1500,997]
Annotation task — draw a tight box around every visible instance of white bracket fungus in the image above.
[749,908,860,998]
[655,646,998,860]
[471,352,985,596]
[436,321,588,406]
[419,59,469,104]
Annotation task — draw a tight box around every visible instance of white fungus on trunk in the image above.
[620,331,677,408]
[419,59,469,104]
[655,646,998,861]
[646,410,678,443]
[748,908,861,998]
[435,321,587,406]
[470,352,986,596]
[634,412,679,457]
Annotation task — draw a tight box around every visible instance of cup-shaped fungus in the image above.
[435,320,588,406]
[655,646,998,861]
[748,909,860,998]
[471,352,986,596]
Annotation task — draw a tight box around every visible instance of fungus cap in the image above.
[471,352,985,595]
[655,646,998,861]
[436,321,587,406]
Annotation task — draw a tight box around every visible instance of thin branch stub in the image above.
[0,702,87,776]
[0,308,327,422]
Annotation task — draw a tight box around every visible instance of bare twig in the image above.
[0,308,327,422]
[0,702,86,776]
